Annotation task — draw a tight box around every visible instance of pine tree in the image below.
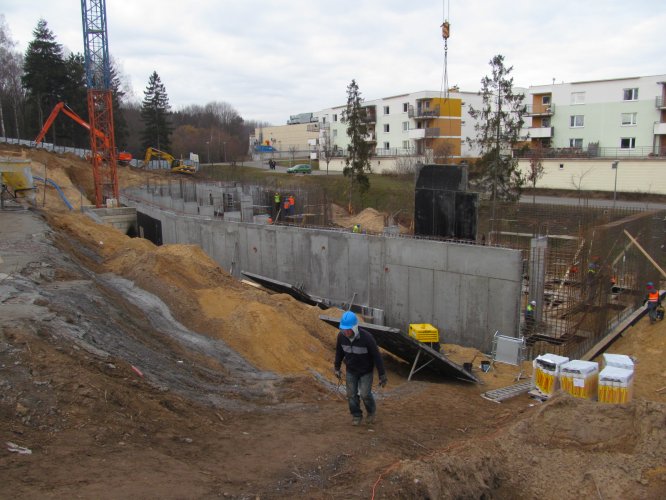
[341,79,372,211]
[21,19,67,135]
[140,71,172,151]
[60,53,88,147]
[467,55,527,203]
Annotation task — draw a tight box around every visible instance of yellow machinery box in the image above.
[560,360,599,400]
[408,323,439,343]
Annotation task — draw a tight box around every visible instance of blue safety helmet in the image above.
[647,281,655,288]
[339,311,358,330]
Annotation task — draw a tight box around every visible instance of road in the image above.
[239,159,343,176]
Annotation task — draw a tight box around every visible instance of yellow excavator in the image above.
[143,147,196,175]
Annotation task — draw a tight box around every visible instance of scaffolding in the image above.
[479,201,666,360]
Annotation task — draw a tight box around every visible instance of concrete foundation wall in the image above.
[126,197,522,353]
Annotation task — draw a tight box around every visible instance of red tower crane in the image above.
[81,0,119,207]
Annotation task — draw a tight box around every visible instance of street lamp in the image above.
[611,160,619,209]
[206,141,210,166]
[223,142,227,163]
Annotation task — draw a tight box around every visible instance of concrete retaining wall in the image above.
[126,198,522,353]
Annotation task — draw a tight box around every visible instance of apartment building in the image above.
[522,74,666,157]
[250,73,666,179]
[313,90,483,167]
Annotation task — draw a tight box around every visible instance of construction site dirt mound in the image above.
[2,147,666,498]
[330,203,409,234]
[388,395,666,499]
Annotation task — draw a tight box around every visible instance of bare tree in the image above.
[570,167,593,206]
[0,15,24,138]
[527,143,545,205]
[319,124,335,175]
[433,141,454,164]
[393,153,420,175]
[288,145,297,166]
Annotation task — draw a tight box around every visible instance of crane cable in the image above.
[440,0,451,140]
[440,0,450,100]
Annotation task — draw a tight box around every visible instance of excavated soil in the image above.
[1,146,665,499]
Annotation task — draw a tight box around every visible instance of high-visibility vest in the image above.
[283,200,290,210]
[288,196,295,206]
[648,290,659,302]
[274,193,280,203]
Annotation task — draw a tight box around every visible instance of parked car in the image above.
[286,164,312,174]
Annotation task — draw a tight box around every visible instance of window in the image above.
[332,129,338,137]
[383,124,390,133]
[620,137,636,149]
[383,106,390,115]
[402,140,410,149]
[571,92,585,104]
[402,121,409,131]
[621,112,637,126]
[403,103,408,112]
[542,117,551,127]
[383,142,390,149]
[542,95,551,105]
[569,138,583,148]
[623,88,638,101]
[333,114,337,122]
[322,117,326,124]
[570,115,584,127]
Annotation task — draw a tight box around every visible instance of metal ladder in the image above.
[481,379,534,403]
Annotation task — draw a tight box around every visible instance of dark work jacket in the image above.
[334,328,386,377]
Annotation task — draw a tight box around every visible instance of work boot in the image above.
[366,414,375,425]
[352,416,362,426]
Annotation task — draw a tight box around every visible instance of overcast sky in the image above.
[2,1,664,125]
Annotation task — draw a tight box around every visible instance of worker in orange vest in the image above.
[644,282,662,323]
[288,194,295,216]
[283,198,290,219]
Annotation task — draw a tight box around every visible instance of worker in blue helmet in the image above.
[334,311,387,426]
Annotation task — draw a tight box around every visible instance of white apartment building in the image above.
[312,90,483,171]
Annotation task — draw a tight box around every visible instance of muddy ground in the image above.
[1,147,665,499]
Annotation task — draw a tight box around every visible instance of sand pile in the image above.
[330,203,408,233]
[50,210,341,379]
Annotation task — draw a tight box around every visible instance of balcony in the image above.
[513,145,666,159]
[527,126,553,139]
[655,122,666,135]
[306,123,320,132]
[408,127,439,140]
[526,103,554,116]
[408,105,440,119]
[364,105,377,123]
[364,133,377,143]
[656,96,666,109]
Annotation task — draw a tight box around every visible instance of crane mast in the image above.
[81,0,119,207]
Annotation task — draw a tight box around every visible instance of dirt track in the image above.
[1,148,665,498]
